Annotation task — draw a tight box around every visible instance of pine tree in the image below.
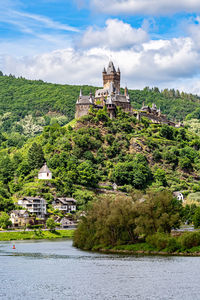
[28,142,45,170]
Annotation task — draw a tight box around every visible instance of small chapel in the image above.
[75,61,132,119]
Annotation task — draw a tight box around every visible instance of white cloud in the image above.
[1,34,200,95]
[80,19,148,49]
[1,15,200,94]
[91,0,200,15]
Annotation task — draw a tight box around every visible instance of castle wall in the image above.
[137,112,175,127]
[75,104,91,119]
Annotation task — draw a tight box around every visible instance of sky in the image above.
[1,0,200,94]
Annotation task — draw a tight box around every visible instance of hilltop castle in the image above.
[75,61,132,119]
[75,61,181,127]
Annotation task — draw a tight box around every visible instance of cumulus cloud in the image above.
[1,34,200,95]
[80,19,149,49]
[90,0,200,15]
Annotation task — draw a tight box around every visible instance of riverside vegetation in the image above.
[0,229,74,241]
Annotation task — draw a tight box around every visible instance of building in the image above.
[18,197,47,218]
[75,61,132,119]
[173,192,184,201]
[135,103,176,127]
[10,210,35,227]
[38,163,52,180]
[52,198,77,213]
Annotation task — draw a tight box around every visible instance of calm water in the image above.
[0,240,200,300]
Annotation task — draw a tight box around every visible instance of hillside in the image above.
[0,73,200,148]
[1,107,200,213]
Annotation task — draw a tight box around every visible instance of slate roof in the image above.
[56,197,77,205]
[39,163,51,174]
[107,61,116,74]
[11,210,29,217]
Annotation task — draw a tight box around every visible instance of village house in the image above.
[10,210,35,227]
[38,162,52,180]
[18,197,47,219]
[52,197,77,213]
[173,191,184,201]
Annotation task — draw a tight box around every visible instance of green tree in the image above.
[28,142,45,169]
[73,195,138,249]
[0,212,12,229]
[46,218,56,231]
[193,207,200,228]
[77,161,98,187]
[134,190,181,236]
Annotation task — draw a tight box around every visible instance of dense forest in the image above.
[0,72,200,148]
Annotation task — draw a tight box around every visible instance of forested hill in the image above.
[1,107,200,214]
[0,72,200,148]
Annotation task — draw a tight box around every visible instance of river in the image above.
[0,239,200,300]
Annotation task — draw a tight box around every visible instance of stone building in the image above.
[75,61,132,119]
[135,102,176,127]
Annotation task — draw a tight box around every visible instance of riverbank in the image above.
[96,243,200,257]
[0,229,75,241]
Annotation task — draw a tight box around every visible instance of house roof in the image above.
[11,210,29,217]
[39,163,51,174]
[77,95,94,104]
[55,198,77,205]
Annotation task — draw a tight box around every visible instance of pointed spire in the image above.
[117,67,120,73]
[79,88,82,97]
[103,67,106,73]
[107,61,116,74]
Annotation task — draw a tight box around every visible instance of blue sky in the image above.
[1,0,200,93]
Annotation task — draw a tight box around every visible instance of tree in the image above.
[77,161,98,187]
[46,218,56,231]
[73,195,139,250]
[111,154,152,188]
[154,168,167,186]
[160,125,174,140]
[0,212,12,229]
[28,142,45,170]
[193,207,200,228]
[134,190,181,236]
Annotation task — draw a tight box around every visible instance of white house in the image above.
[173,192,184,201]
[52,198,77,213]
[38,163,52,180]
[18,197,47,219]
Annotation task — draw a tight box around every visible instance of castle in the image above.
[75,61,132,119]
[75,61,181,127]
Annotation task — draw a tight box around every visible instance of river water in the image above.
[0,240,200,300]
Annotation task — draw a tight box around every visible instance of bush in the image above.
[146,233,180,252]
[179,232,200,249]
[146,233,170,250]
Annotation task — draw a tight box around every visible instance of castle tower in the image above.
[103,61,120,94]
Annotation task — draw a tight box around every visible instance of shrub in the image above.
[146,233,170,250]
[179,232,200,249]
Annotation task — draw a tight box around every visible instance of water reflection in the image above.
[0,240,199,300]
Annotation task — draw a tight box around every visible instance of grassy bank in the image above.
[97,243,200,256]
[0,229,74,241]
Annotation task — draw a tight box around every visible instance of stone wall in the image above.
[75,104,91,119]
